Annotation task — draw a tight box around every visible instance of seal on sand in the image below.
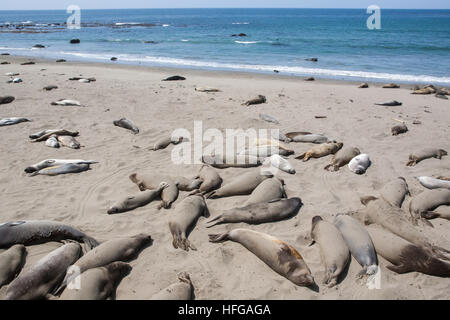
[59,262,131,300]
[113,118,139,134]
[209,228,315,287]
[310,216,350,287]
[375,100,402,106]
[245,177,286,205]
[242,95,266,106]
[150,272,194,300]
[162,75,186,81]
[263,154,296,174]
[417,176,450,190]
[409,189,450,222]
[324,147,360,171]
[0,96,15,104]
[285,132,329,144]
[296,142,343,161]
[29,163,90,176]
[0,245,26,288]
[5,243,81,300]
[366,225,450,276]
[391,123,408,136]
[24,159,97,173]
[169,193,208,251]
[151,136,184,151]
[194,165,222,194]
[129,173,179,209]
[377,177,410,208]
[201,154,262,169]
[206,198,301,228]
[406,148,448,166]
[206,170,273,199]
[348,154,371,174]
[333,215,378,276]
[57,136,81,149]
[0,220,98,249]
[0,117,30,127]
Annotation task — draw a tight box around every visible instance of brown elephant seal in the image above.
[382,83,400,88]
[129,173,179,209]
[324,147,360,171]
[150,272,194,300]
[358,83,369,88]
[58,234,152,293]
[113,118,139,134]
[151,136,184,151]
[59,262,131,300]
[107,182,169,214]
[195,165,222,194]
[206,198,302,228]
[245,177,286,205]
[5,243,81,300]
[296,142,343,161]
[0,245,26,288]
[201,154,262,168]
[0,220,98,249]
[358,197,450,260]
[30,129,79,142]
[409,189,450,222]
[209,229,315,287]
[310,216,350,287]
[242,95,266,106]
[333,215,378,276]
[366,225,450,276]
[379,177,410,208]
[0,96,15,104]
[169,193,208,251]
[174,177,204,192]
[391,123,408,136]
[406,148,448,166]
[57,135,81,149]
[239,145,294,158]
[206,170,273,199]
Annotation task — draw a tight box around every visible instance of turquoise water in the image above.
[0,8,449,84]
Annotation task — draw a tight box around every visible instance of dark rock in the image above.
[305,77,315,81]
[1,53,10,56]
[111,57,118,61]
[70,39,80,44]
[33,44,45,48]
[0,61,10,65]
[21,61,35,65]
[305,58,318,62]
[162,75,186,81]
[0,96,15,104]
[56,59,66,63]
[43,85,58,91]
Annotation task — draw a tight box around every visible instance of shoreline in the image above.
[2,53,449,89]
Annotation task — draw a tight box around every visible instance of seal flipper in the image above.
[386,263,410,274]
[295,153,306,160]
[205,215,224,228]
[208,233,230,243]
[82,236,99,250]
[421,211,441,220]
[360,196,378,206]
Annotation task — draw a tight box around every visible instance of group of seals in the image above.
[0,245,26,288]
[324,147,360,171]
[409,189,450,222]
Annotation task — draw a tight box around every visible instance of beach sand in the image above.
[0,55,449,300]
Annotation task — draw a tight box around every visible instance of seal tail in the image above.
[82,236,99,250]
[421,211,441,220]
[295,153,306,160]
[205,215,224,228]
[208,232,230,243]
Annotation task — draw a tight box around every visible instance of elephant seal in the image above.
[21,61,35,65]
[59,262,131,300]
[58,233,152,292]
[409,189,450,222]
[206,170,273,199]
[239,145,294,158]
[242,95,266,106]
[379,177,410,208]
[285,132,329,144]
[195,165,222,194]
[175,177,203,192]
[254,139,292,153]
[202,154,262,169]
[206,198,301,228]
[0,221,98,249]
[129,173,179,209]
[245,177,286,205]
[24,159,97,173]
[29,163,90,176]
[162,75,186,81]
[195,87,220,93]
[57,136,81,149]
[150,272,194,300]
[382,83,400,89]
[51,99,82,106]
[324,147,360,171]
[0,245,26,288]
[45,135,59,148]
[5,243,81,300]
[113,118,139,134]
[169,193,208,251]
[107,182,169,214]
[391,123,408,136]
[0,117,31,127]
[259,113,279,124]
[151,136,184,151]
[29,129,79,141]
[417,176,450,190]
[43,85,58,91]
[358,83,369,88]
[406,148,448,166]
[272,131,292,143]
[366,225,450,276]
[310,216,350,287]
[209,228,315,287]
[358,197,450,260]
[375,100,402,106]
[348,154,371,174]
[333,215,378,276]
[263,154,296,174]
[0,96,15,104]
[296,142,343,161]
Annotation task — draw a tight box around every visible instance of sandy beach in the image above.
[0,55,449,300]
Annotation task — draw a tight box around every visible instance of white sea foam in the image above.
[235,41,259,44]
[232,22,250,25]
[181,40,189,42]
[115,22,140,26]
[162,24,170,27]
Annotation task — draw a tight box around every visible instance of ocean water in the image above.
[0,8,449,84]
